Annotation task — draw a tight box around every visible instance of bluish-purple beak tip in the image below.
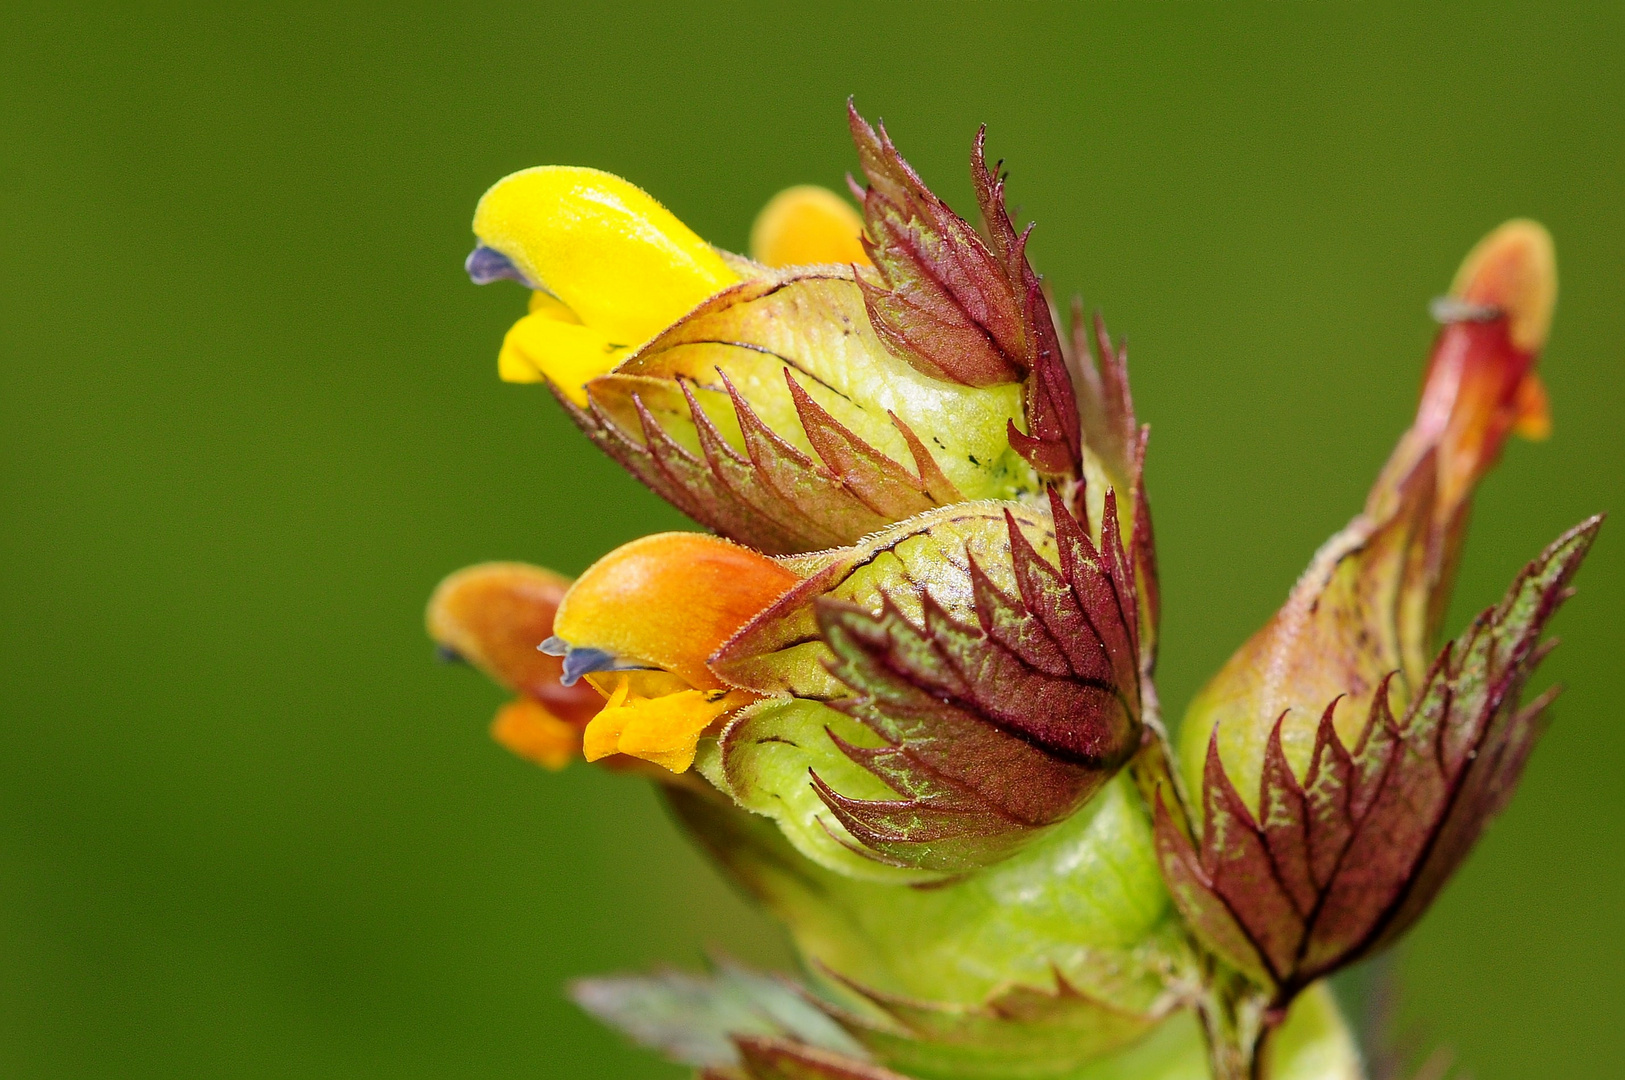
[542,636,622,687]
[466,245,536,288]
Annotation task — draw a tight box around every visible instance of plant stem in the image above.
[1197,975,1273,1080]
[1132,674,1279,1079]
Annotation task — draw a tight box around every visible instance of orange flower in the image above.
[425,562,602,770]
[1181,219,1560,806]
[544,533,800,773]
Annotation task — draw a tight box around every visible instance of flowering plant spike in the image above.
[430,104,1599,1080]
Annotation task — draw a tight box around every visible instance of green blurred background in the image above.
[3,4,1621,1077]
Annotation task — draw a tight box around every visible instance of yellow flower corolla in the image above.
[473,166,741,403]
[551,533,802,772]
[748,185,872,269]
[496,291,635,395]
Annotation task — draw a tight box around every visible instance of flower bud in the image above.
[471,113,1157,562]
[522,483,1150,879]
[1179,219,1559,807]
[1158,516,1598,995]
[748,185,871,269]
[569,268,1039,554]
[708,491,1146,878]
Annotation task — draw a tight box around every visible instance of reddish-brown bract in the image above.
[1156,516,1600,995]
[847,103,1083,480]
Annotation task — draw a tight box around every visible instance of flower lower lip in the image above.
[464,244,537,288]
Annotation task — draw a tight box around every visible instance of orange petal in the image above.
[491,698,582,771]
[553,533,802,690]
[426,562,603,723]
[1451,218,1557,354]
[1512,371,1552,441]
[1435,221,1555,501]
[1386,220,1557,516]
[749,185,871,269]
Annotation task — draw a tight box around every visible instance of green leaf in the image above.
[570,957,863,1068]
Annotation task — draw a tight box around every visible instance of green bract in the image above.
[710,501,1143,878]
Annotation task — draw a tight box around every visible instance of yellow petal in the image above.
[490,698,582,771]
[473,166,739,346]
[581,681,749,773]
[583,669,690,702]
[581,710,627,763]
[554,533,802,691]
[1451,218,1557,354]
[497,308,632,402]
[749,185,871,269]
[528,290,582,321]
[581,678,632,762]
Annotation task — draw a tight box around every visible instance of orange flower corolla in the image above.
[1375,219,1556,523]
[550,533,802,772]
[425,562,603,769]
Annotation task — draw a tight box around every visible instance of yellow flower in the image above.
[469,169,869,404]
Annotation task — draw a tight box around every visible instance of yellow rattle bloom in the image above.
[469,171,873,403]
[470,166,739,403]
